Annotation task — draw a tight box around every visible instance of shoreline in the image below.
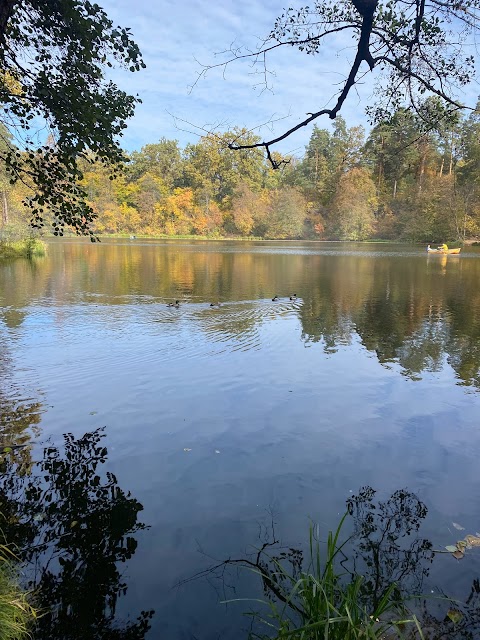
[42,234,476,245]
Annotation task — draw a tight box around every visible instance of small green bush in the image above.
[0,239,46,260]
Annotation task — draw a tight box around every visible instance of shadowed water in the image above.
[2,239,480,639]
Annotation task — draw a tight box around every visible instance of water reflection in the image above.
[346,487,434,608]
[0,338,42,472]
[187,487,480,639]
[0,429,154,640]
[1,240,480,390]
[2,240,480,637]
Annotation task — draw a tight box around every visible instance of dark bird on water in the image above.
[167,300,180,308]
[290,293,297,300]
[272,295,279,301]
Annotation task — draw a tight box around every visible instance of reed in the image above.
[229,514,422,640]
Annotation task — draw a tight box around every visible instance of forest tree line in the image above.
[2,99,480,241]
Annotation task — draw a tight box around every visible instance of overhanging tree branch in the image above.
[189,24,357,94]
[229,1,379,165]
[206,0,480,167]
[0,0,145,236]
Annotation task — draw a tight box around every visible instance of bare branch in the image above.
[374,55,468,111]
[191,0,479,169]
[229,1,379,164]
[189,24,357,94]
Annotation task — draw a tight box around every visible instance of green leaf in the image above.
[447,609,463,624]
[445,545,457,553]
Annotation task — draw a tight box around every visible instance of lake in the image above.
[2,239,480,639]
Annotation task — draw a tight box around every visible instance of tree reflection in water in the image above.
[346,486,434,610]
[349,489,480,638]
[184,487,480,639]
[0,428,154,640]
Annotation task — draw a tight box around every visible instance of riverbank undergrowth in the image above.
[0,545,37,640]
[0,238,46,260]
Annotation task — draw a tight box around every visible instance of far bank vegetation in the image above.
[2,102,480,243]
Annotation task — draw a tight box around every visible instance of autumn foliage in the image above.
[3,106,480,241]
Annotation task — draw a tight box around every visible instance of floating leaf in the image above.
[214,450,220,454]
[33,513,45,522]
[445,545,458,553]
[70,521,78,528]
[447,609,463,624]
[452,550,464,559]
[453,522,465,531]
[183,448,191,452]
[2,447,12,453]
[89,411,98,415]
[456,540,467,551]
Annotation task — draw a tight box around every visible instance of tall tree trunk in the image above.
[417,141,428,193]
[377,135,384,192]
[1,191,8,226]
[393,179,397,199]
[449,131,454,175]
[439,156,444,177]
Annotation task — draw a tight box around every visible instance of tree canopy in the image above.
[0,0,144,238]
[4,104,480,242]
[0,105,468,243]
[1,1,480,236]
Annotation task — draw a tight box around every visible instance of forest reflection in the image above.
[0,335,43,472]
[2,241,480,390]
[3,241,480,638]
[0,242,480,388]
[0,427,154,640]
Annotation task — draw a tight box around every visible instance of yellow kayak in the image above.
[427,247,461,254]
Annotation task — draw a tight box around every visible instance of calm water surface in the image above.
[2,239,480,638]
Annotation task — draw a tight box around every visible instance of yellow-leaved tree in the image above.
[330,168,378,240]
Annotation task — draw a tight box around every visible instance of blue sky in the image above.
[100,0,376,157]
[100,0,479,158]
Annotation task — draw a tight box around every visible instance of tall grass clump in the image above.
[230,514,422,640]
[0,545,36,640]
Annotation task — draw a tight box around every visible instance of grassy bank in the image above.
[0,238,47,260]
[51,233,473,245]
[0,547,36,640]
[96,233,267,241]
